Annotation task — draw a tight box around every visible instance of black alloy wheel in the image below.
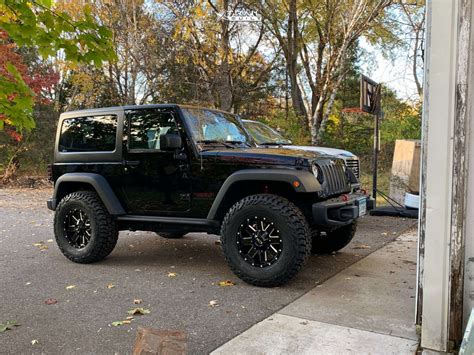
[237,216,283,268]
[64,208,92,249]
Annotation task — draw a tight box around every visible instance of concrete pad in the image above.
[211,313,419,355]
[279,231,418,340]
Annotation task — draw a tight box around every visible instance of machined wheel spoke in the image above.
[64,208,92,249]
[237,216,283,268]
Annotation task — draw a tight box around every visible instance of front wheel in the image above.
[220,194,311,287]
[54,191,118,263]
[311,221,357,254]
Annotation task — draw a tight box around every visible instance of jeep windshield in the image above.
[243,120,292,146]
[181,108,253,148]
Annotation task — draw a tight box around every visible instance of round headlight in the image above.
[312,164,319,179]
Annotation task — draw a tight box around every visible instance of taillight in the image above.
[47,164,53,181]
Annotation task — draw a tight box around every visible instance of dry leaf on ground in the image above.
[352,244,371,250]
[0,320,19,332]
[33,241,48,251]
[127,308,150,315]
[44,298,57,305]
[106,283,115,289]
[209,300,219,307]
[218,280,236,287]
[168,272,177,277]
[133,299,142,304]
[65,285,76,290]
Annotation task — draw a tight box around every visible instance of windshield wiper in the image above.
[225,140,252,147]
[196,140,235,149]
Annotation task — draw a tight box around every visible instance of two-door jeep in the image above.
[47,104,367,287]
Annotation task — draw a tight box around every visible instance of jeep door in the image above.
[121,107,191,215]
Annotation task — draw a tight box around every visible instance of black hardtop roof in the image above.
[60,104,235,117]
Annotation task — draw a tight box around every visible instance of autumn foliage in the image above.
[0,30,59,140]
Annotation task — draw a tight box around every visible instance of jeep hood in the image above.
[283,145,357,159]
[201,147,333,166]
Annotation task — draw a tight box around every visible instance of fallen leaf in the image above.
[44,298,57,305]
[209,300,218,307]
[65,285,76,290]
[111,321,123,327]
[352,244,371,250]
[46,239,54,243]
[218,280,236,287]
[168,272,177,278]
[121,320,132,324]
[33,241,48,251]
[126,316,134,320]
[133,299,142,304]
[31,340,39,345]
[0,320,19,332]
[127,308,150,315]
[106,283,115,289]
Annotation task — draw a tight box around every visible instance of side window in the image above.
[126,109,178,151]
[59,115,117,152]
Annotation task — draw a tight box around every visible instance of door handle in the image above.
[123,160,140,166]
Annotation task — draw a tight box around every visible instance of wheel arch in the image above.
[207,169,321,221]
[52,173,126,215]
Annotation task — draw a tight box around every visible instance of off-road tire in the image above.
[220,194,311,287]
[54,191,118,263]
[155,232,186,239]
[311,221,357,254]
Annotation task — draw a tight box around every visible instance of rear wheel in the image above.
[311,221,357,254]
[54,191,118,263]
[220,194,311,287]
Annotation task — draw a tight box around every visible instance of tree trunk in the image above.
[217,0,233,111]
[287,0,307,124]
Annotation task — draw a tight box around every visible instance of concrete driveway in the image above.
[0,188,416,354]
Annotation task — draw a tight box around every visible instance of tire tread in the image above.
[54,191,118,263]
[220,194,311,287]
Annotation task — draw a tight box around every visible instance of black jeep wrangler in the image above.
[47,105,367,287]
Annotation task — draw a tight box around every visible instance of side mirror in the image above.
[160,134,182,151]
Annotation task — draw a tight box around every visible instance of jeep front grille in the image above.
[345,158,360,178]
[317,160,351,197]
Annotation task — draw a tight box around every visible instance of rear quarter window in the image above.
[59,115,117,152]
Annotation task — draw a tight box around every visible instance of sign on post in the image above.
[360,75,381,115]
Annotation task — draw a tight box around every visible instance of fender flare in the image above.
[206,168,321,220]
[52,173,126,215]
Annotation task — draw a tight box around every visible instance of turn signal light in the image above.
[293,180,300,188]
[341,194,349,202]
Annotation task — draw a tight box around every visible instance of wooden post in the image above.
[449,0,472,346]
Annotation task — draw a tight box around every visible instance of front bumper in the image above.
[312,192,369,227]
